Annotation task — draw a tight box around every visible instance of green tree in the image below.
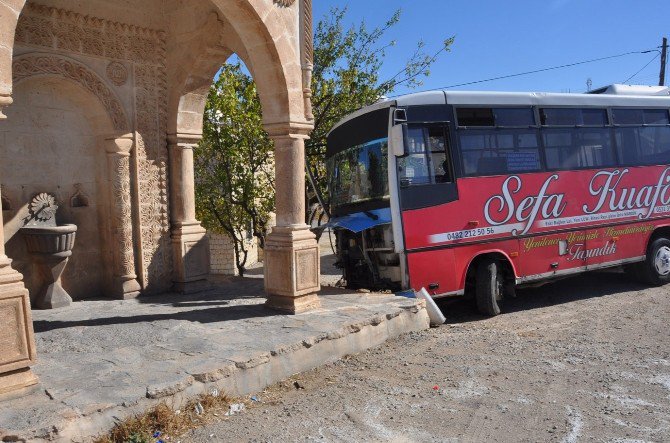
[196,8,453,274]
[195,63,275,276]
[307,7,454,207]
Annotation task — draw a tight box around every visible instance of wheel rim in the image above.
[654,246,670,276]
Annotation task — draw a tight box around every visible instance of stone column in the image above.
[299,0,314,122]
[264,124,320,314]
[105,136,141,299]
[168,133,209,293]
[0,185,39,395]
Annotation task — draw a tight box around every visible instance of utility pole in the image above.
[660,37,668,86]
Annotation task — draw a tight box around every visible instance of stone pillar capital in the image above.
[167,133,202,150]
[105,134,134,154]
[0,94,12,120]
[263,121,313,139]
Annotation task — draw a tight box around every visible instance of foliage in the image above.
[306,7,455,203]
[195,64,275,276]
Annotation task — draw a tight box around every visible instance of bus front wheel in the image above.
[475,258,503,316]
[637,237,670,286]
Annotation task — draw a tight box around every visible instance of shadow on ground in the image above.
[438,268,648,324]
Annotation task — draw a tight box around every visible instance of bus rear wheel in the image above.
[475,258,503,316]
[637,237,670,286]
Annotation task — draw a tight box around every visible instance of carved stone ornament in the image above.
[12,54,129,131]
[274,0,296,7]
[14,4,172,293]
[106,61,128,86]
[29,193,58,222]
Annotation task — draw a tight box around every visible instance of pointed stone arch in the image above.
[12,52,130,132]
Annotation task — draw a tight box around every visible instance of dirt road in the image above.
[184,270,670,442]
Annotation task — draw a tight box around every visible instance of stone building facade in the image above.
[0,0,319,396]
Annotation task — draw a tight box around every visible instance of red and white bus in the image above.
[325,84,670,315]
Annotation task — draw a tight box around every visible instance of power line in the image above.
[436,49,660,90]
[622,52,659,83]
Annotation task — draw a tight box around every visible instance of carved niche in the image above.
[12,54,129,131]
[14,4,172,293]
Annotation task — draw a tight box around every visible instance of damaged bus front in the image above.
[325,92,456,293]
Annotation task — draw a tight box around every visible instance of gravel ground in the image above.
[184,269,670,442]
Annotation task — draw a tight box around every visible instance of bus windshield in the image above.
[327,138,389,208]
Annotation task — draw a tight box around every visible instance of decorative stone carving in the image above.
[112,156,135,274]
[14,5,172,294]
[17,3,167,64]
[106,61,128,86]
[12,54,129,132]
[264,227,320,313]
[274,0,297,7]
[300,0,314,121]
[28,193,57,224]
[106,137,141,299]
[20,194,78,309]
[135,65,172,293]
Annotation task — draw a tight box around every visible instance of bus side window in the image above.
[540,107,616,170]
[428,127,452,183]
[459,128,542,176]
[543,128,616,170]
[398,126,452,186]
[613,109,670,166]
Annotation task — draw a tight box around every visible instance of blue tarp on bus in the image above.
[327,208,392,233]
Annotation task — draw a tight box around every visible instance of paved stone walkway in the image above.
[0,277,427,442]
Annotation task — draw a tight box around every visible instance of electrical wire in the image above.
[622,52,660,83]
[434,49,660,90]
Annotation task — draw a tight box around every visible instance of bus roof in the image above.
[329,85,670,135]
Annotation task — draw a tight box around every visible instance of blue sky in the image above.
[312,0,669,95]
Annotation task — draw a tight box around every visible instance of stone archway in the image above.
[7,52,141,301]
[0,0,319,396]
[166,0,320,312]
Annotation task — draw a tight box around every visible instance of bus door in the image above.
[397,123,458,211]
[396,122,460,293]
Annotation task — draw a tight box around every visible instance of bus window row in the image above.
[456,107,670,128]
[455,107,670,176]
[458,126,670,176]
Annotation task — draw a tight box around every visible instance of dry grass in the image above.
[93,392,236,443]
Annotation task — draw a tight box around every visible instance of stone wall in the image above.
[3,1,174,297]
[208,232,259,276]
[1,78,108,300]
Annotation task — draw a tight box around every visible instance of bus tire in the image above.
[638,237,670,286]
[475,258,503,316]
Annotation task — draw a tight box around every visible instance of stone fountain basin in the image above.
[20,224,77,254]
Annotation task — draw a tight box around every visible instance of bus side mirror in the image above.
[390,123,406,157]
